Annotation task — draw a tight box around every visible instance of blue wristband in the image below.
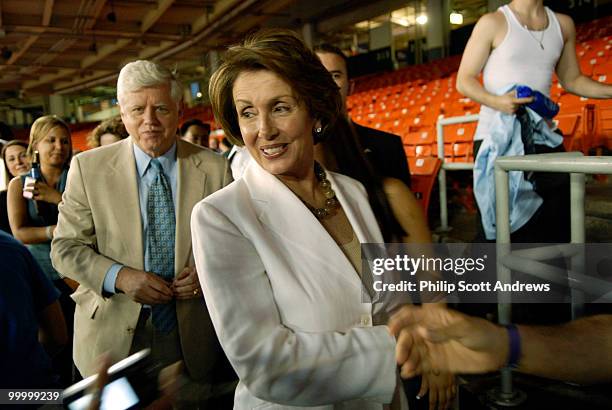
[505,324,521,369]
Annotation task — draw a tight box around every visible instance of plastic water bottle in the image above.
[516,85,560,119]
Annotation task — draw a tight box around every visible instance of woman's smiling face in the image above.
[233,70,319,180]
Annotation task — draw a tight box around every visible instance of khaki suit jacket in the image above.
[51,138,232,379]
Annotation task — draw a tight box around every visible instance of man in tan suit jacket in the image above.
[51,60,235,407]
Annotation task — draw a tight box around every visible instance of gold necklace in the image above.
[299,161,340,220]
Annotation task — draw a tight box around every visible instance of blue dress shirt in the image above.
[103,142,178,294]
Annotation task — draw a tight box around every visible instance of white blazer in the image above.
[191,161,407,409]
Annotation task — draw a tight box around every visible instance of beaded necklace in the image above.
[299,161,339,220]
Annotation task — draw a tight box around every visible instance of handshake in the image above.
[388,305,509,379]
[388,305,612,386]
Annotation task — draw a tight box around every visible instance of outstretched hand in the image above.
[389,305,508,377]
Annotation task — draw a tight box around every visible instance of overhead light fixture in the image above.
[416,15,428,25]
[107,0,117,23]
[1,47,12,60]
[196,92,203,98]
[391,17,410,27]
[450,12,464,25]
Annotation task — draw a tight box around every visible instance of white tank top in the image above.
[475,5,564,140]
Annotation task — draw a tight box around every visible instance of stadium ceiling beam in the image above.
[21,0,129,91]
[22,38,132,91]
[7,25,182,42]
[5,0,54,66]
[141,0,175,34]
[22,0,176,92]
[42,0,245,95]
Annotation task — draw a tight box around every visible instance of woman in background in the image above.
[1,140,29,233]
[86,116,129,149]
[7,115,75,386]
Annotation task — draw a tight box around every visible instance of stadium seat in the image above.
[408,157,442,219]
[594,105,612,150]
[555,114,581,151]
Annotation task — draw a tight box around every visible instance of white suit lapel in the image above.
[243,162,367,290]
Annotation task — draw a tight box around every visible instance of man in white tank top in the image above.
[456,0,612,244]
[458,0,611,122]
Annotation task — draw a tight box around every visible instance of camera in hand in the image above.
[62,349,162,410]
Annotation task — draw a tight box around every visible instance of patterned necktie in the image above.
[147,158,177,333]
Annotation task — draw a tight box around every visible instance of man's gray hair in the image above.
[117,60,183,103]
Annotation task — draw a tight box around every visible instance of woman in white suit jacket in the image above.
[192,29,448,409]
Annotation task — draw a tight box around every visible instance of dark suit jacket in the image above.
[353,122,411,187]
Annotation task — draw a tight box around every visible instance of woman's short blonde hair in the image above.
[87,116,129,148]
[209,29,343,146]
[27,115,72,166]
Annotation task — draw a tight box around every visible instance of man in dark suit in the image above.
[315,44,410,187]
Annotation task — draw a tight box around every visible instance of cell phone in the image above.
[62,349,162,410]
[22,176,37,199]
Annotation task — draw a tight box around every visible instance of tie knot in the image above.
[150,158,163,173]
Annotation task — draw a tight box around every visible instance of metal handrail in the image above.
[493,152,612,402]
[436,114,479,232]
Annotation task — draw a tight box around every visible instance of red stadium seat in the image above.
[594,105,612,150]
[555,114,581,151]
[409,157,442,219]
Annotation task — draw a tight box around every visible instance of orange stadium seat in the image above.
[444,123,477,143]
[451,142,473,162]
[594,105,612,150]
[555,114,581,151]
[408,157,442,219]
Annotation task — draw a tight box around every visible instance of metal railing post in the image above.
[570,172,586,319]
[436,114,479,233]
[437,119,448,231]
[495,163,514,399]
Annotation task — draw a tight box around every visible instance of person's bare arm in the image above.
[38,300,68,357]
[456,12,533,114]
[383,178,448,305]
[382,177,431,243]
[7,177,53,244]
[389,306,612,384]
[555,14,612,99]
[518,315,612,384]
